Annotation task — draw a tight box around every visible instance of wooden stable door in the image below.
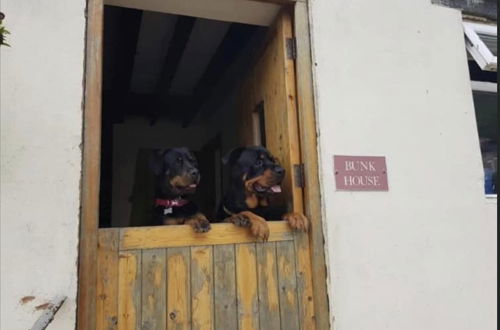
[95,10,317,330]
[97,223,315,330]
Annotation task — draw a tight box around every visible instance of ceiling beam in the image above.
[106,7,143,123]
[111,7,143,92]
[149,15,196,124]
[155,16,196,97]
[182,23,260,127]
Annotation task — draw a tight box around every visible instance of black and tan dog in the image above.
[150,148,211,233]
[217,146,308,240]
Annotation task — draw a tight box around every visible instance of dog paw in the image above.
[186,214,211,233]
[283,212,309,232]
[226,214,251,227]
[250,217,270,242]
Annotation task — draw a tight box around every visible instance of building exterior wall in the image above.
[0,0,86,328]
[1,0,497,329]
[309,0,497,329]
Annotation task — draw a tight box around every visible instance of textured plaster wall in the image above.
[309,0,497,329]
[0,0,86,328]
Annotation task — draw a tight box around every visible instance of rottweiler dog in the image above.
[150,148,211,233]
[217,146,309,240]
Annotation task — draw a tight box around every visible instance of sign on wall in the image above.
[334,155,389,191]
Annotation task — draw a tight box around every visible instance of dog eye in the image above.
[177,157,183,164]
[255,160,264,167]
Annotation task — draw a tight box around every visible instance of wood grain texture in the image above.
[294,232,316,330]
[252,10,304,213]
[256,243,281,330]
[141,249,167,330]
[96,229,119,330]
[77,0,103,328]
[276,241,300,330]
[120,222,293,250]
[237,67,257,146]
[117,251,142,330]
[236,243,259,330]
[294,2,331,329]
[191,246,214,330]
[213,245,238,330]
[167,247,191,330]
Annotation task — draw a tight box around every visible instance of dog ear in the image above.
[149,149,167,176]
[222,147,245,165]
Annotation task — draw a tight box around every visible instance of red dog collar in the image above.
[155,198,189,208]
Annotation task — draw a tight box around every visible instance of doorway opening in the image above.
[99,5,271,227]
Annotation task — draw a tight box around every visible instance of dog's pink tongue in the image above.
[189,184,197,188]
[270,185,282,193]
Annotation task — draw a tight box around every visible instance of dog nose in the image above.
[274,166,285,176]
[190,168,199,177]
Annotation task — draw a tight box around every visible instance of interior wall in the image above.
[111,92,239,226]
[0,0,86,328]
[309,0,497,329]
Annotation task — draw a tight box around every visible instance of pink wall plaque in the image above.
[334,155,389,191]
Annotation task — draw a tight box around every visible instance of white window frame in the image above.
[463,22,497,72]
[471,81,498,199]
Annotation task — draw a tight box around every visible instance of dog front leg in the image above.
[225,211,270,241]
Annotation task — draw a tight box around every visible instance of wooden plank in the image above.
[294,232,316,330]
[213,245,238,330]
[237,66,258,146]
[256,243,280,330]
[141,249,167,330]
[77,0,103,328]
[120,222,293,250]
[167,247,191,330]
[276,241,300,330]
[235,243,259,330]
[117,251,142,330]
[294,2,331,329]
[191,246,214,330]
[96,229,119,330]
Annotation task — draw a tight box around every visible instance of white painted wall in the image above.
[0,0,86,328]
[309,0,497,329]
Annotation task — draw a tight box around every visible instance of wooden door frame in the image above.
[292,3,331,329]
[77,0,330,329]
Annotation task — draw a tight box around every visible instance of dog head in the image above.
[223,146,285,195]
[150,148,200,196]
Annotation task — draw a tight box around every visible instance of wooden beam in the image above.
[182,23,260,127]
[294,2,331,329]
[148,15,195,124]
[120,222,294,250]
[112,7,142,92]
[77,0,103,328]
[155,16,196,97]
